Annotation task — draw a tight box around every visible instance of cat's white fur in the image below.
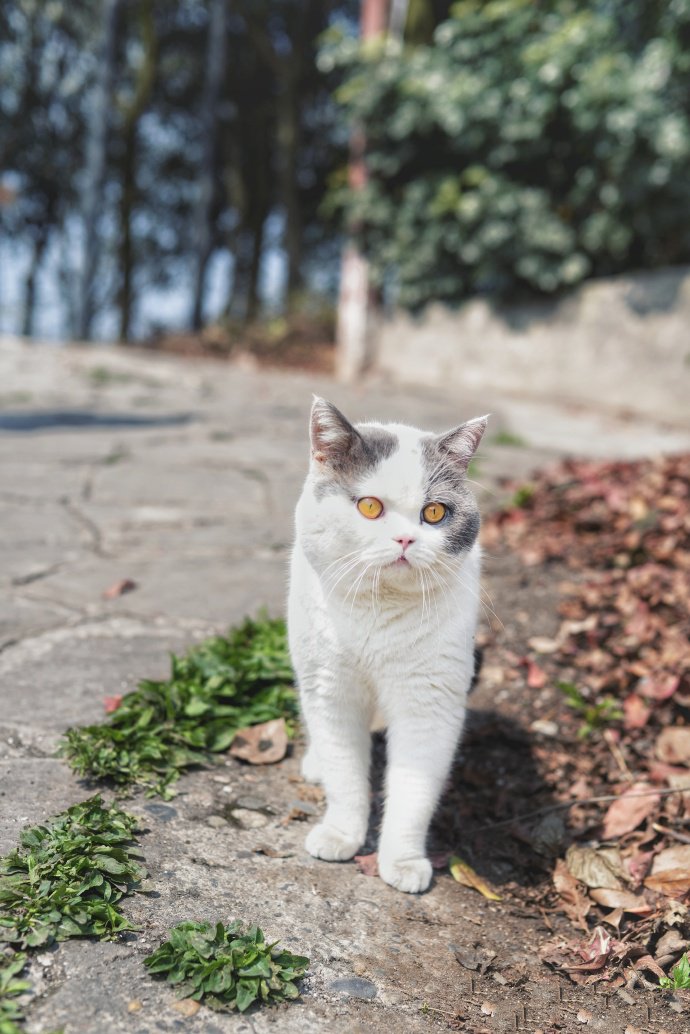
[288,399,486,893]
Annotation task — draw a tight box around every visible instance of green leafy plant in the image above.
[511,484,535,508]
[323,1,690,310]
[0,796,145,950]
[62,616,296,798]
[0,953,30,1034]
[558,681,623,738]
[660,952,690,990]
[144,921,309,1012]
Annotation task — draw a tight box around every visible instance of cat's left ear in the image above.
[436,415,489,469]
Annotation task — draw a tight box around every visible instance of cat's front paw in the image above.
[305,823,362,861]
[378,854,432,894]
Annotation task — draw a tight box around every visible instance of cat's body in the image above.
[288,399,487,893]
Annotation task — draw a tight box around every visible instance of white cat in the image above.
[288,397,487,893]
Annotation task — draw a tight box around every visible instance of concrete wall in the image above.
[364,266,690,426]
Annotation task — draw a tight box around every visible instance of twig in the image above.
[652,821,690,846]
[603,729,634,782]
[469,787,682,834]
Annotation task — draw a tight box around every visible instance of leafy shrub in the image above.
[321,0,690,309]
[144,921,309,1012]
[0,796,144,950]
[62,616,296,798]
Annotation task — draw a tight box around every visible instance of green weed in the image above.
[511,484,535,508]
[660,953,690,990]
[0,796,145,950]
[0,953,31,1034]
[62,616,297,798]
[558,681,623,738]
[144,921,309,1012]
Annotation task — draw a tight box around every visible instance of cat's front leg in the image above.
[378,694,466,893]
[300,675,372,862]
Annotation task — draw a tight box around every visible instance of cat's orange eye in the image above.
[357,497,384,520]
[422,502,446,524]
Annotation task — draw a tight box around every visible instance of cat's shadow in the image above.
[365,708,565,889]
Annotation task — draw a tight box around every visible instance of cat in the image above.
[287,397,487,893]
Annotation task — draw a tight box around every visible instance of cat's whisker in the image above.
[323,555,365,603]
[431,555,503,630]
[344,560,377,617]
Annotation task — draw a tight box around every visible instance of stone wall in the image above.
[361,266,690,426]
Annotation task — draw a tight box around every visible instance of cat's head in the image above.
[297,397,487,593]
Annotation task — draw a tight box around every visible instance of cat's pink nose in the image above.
[394,535,415,552]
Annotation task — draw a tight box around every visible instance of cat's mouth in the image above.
[390,555,410,567]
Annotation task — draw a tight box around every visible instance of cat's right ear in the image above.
[310,397,360,465]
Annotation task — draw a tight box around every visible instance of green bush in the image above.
[321,0,690,309]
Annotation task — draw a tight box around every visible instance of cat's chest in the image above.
[332,599,434,668]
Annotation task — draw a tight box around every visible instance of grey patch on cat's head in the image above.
[310,398,398,499]
[421,415,488,555]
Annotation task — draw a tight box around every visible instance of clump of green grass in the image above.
[558,681,623,738]
[144,921,309,1013]
[0,952,31,1034]
[62,616,296,798]
[0,796,145,950]
[511,483,535,508]
[660,953,690,990]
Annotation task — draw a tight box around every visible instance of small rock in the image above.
[530,719,559,738]
[287,798,318,816]
[172,999,200,1016]
[35,954,54,968]
[624,1026,642,1034]
[329,977,377,1000]
[127,1000,143,1013]
[230,808,269,830]
[480,1001,495,1016]
[206,815,227,829]
[144,803,177,823]
[352,960,367,977]
[576,1008,593,1023]
[234,794,269,811]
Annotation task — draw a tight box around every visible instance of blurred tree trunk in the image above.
[77,0,121,340]
[245,207,266,322]
[277,68,303,308]
[190,0,227,331]
[21,229,48,337]
[336,0,389,381]
[117,0,157,342]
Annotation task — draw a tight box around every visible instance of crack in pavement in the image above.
[60,496,106,557]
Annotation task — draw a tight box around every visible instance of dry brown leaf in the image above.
[656,727,690,766]
[230,718,288,765]
[565,845,623,890]
[526,659,547,689]
[645,844,690,898]
[601,782,660,840]
[449,855,502,901]
[354,852,379,877]
[588,888,652,915]
[634,954,667,981]
[553,859,590,930]
[623,694,651,731]
[102,577,137,599]
[640,674,680,702]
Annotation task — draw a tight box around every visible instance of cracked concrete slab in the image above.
[1,337,688,1034]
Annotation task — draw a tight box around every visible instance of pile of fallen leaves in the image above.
[481,453,690,990]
